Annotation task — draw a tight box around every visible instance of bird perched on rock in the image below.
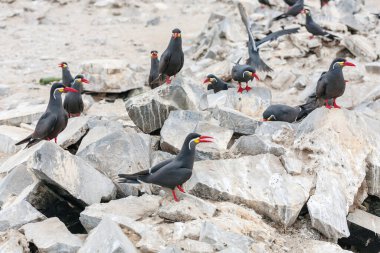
[63,74,89,118]
[148,50,160,89]
[258,0,273,8]
[304,9,339,40]
[231,58,259,93]
[58,62,74,87]
[262,102,316,123]
[203,74,234,93]
[16,83,78,148]
[315,58,355,109]
[274,0,304,21]
[118,133,213,202]
[154,28,184,85]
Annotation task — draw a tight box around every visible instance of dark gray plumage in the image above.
[58,62,74,87]
[148,50,160,89]
[304,9,338,40]
[63,74,89,117]
[315,58,355,109]
[284,0,297,6]
[262,102,316,123]
[15,83,78,148]
[274,0,304,21]
[255,28,300,47]
[258,0,273,7]
[203,74,234,93]
[118,133,213,202]
[231,58,259,93]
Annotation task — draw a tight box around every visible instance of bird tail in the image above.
[118,169,150,184]
[150,74,167,86]
[325,33,340,40]
[15,134,32,146]
[15,134,43,149]
[246,52,273,72]
[273,14,287,21]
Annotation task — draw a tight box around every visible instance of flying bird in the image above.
[315,58,355,109]
[63,74,89,118]
[231,58,259,93]
[273,0,304,21]
[58,62,74,87]
[148,50,160,89]
[118,133,213,202]
[203,74,234,93]
[15,83,78,148]
[304,9,339,40]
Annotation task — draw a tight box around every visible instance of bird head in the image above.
[203,74,217,85]
[73,74,90,84]
[51,82,78,99]
[243,71,260,81]
[150,50,158,59]
[172,28,182,39]
[262,108,277,122]
[262,115,276,122]
[332,58,356,69]
[58,62,68,68]
[186,133,214,150]
[302,8,311,15]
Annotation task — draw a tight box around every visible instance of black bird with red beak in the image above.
[316,58,355,109]
[15,83,78,148]
[118,133,213,202]
[304,9,339,40]
[58,62,74,87]
[149,50,160,89]
[154,28,184,85]
[231,58,259,93]
[63,74,89,118]
[203,74,234,93]
[274,0,304,21]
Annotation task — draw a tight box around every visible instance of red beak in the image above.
[203,78,210,84]
[344,61,356,67]
[261,118,268,122]
[58,64,63,68]
[81,78,89,84]
[64,87,78,93]
[253,73,260,81]
[199,135,214,143]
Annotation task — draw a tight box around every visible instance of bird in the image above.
[63,74,89,118]
[154,28,184,85]
[148,50,160,89]
[283,0,297,6]
[258,0,273,8]
[255,27,300,47]
[315,58,355,109]
[231,58,259,93]
[320,0,330,8]
[372,13,380,19]
[118,133,213,202]
[273,0,304,21]
[203,74,234,93]
[58,62,74,87]
[304,9,339,40]
[15,83,78,148]
[262,102,316,123]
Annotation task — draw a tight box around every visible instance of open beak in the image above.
[81,78,90,84]
[253,73,260,81]
[344,61,356,67]
[58,63,63,68]
[63,87,78,93]
[203,78,210,84]
[199,135,214,143]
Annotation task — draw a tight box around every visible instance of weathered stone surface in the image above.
[85,99,129,121]
[77,130,151,178]
[271,71,297,90]
[0,104,46,126]
[78,218,137,253]
[230,135,285,157]
[186,155,313,226]
[0,125,32,153]
[0,142,116,205]
[212,106,259,135]
[175,239,214,253]
[365,62,380,74]
[348,208,380,235]
[126,84,195,133]
[0,230,29,253]
[280,152,304,175]
[20,217,83,253]
[160,110,233,159]
[159,246,182,253]
[158,194,216,222]
[291,239,352,253]
[366,151,380,198]
[343,35,377,61]
[151,150,175,167]
[80,195,161,231]
[81,60,144,93]
[57,116,90,149]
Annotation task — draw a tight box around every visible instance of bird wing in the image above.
[145,166,192,188]
[33,112,58,139]
[256,28,300,48]
[238,2,257,52]
[177,52,184,73]
[158,49,171,75]
[316,72,327,98]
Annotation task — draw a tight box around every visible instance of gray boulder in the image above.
[0,230,29,253]
[57,116,90,149]
[0,125,32,153]
[0,104,46,126]
[229,135,285,157]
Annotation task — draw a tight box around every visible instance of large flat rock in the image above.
[57,116,91,149]
[0,125,32,153]
[0,104,46,126]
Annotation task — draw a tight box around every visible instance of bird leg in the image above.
[54,138,57,143]
[345,80,349,84]
[325,99,332,109]
[245,82,252,92]
[237,82,244,93]
[68,113,71,118]
[165,76,172,85]
[172,189,179,202]
[177,185,185,193]
[309,35,315,39]
[333,98,341,109]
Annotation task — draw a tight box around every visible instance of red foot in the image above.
[165,76,172,84]
[333,99,341,109]
[172,189,179,202]
[177,185,185,193]
[237,83,244,93]
[54,138,57,143]
[245,85,252,92]
[309,35,315,39]
[47,138,51,141]
[325,99,332,109]
[69,113,81,118]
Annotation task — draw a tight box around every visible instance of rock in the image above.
[0,200,45,231]
[366,151,380,198]
[212,107,260,135]
[280,153,304,175]
[0,125,32,153]
[80,195,161,231]
[271,71,297,90]
[159,246,182,253]
[20,217,83,253]
[57,116,90,149]
[151,150,175,167]
[78,218,137,253]
[292,239,352,253]
[80,60,144,93]
[77,130,151,178]
[160,110,233,159]
[85,99,129,121]
[0,84,10,96]
[186,155,314,226]
[175,239,214,253]
[229,135,285,157]
[0,230,29,253]
[158,194,216,222]
[0,142,116,206]
[0,104,46,126]
[343,35,377,61]
[125,84,195,133]
[199,221,254,252]
[365,62,380,74]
